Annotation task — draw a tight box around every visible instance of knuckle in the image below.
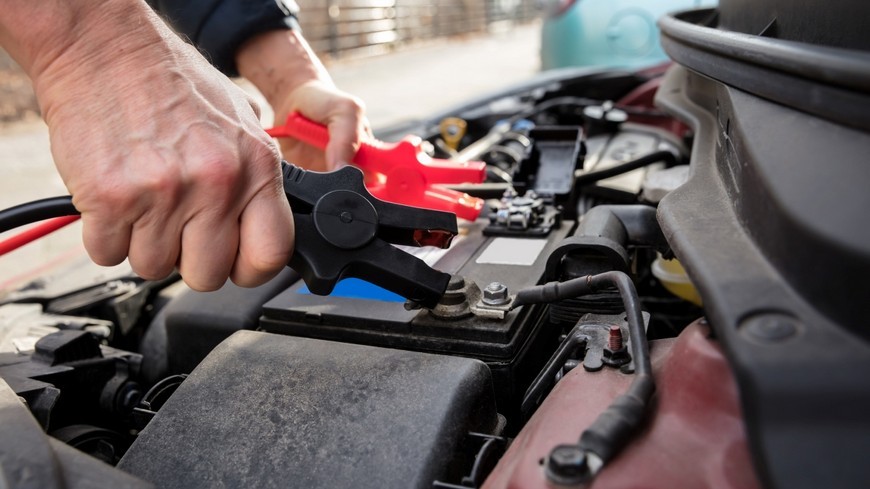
[133,264,174,282]
[86,247,125,267]
[231,273,269,289]
[140,169,182,198]
[249,133,281,163]
[337,96,365,117]
[80,185,134,217]
[194,155,242,193]
[184,274,226,292]
[129,253,176,282]
[240,137,281,175]
[247,249,290,276]
[248,98,263,119]
[244,234,293,278]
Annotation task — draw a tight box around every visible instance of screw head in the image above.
[482,282,509,306]
[546,444,589,483]
[741,313,799,344]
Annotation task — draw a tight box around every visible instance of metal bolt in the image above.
[446,275,466,291]
[608,325,623,351]
[602,324,631,369]
[482,282,510,306]
[121,386,142,412]
[546,444,589,483]
[741,313,799,343]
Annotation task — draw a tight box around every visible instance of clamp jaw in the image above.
[282,162,457,309]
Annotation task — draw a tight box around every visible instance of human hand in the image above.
[236,30,370,172]
[18,1,294,291]
[271,80,371,172]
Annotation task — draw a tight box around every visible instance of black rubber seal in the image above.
[659,8,870,131]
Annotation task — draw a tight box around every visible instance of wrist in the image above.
[28,0,185,121]
[236,29,333,110]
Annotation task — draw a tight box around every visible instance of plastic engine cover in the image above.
[118,330,499,488]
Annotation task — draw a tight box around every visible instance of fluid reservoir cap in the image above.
[606,9,655,56]
[583,102,628,135]
[313,190,378,250]
[652,253,702,306]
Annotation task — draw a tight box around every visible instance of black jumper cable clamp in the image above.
[282,161,457,309]
[0,161,457,308]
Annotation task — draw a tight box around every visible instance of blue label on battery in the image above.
[297,278,406,303]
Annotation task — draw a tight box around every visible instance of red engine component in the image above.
[484,320,762,489]
[616,66,690,140]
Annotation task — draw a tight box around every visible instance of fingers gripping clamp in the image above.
[282,162,457,309]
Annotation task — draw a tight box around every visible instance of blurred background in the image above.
[294,0,542,59]
[1,0,546,128]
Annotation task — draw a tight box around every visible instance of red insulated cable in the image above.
[0,215,80,256]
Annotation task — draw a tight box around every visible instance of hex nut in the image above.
[482,282,510,306]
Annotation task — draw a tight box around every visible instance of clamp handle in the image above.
[282,163,455,309]
[266,112,330,148]
[268,113,487,221]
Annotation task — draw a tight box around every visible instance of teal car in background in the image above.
[540,0,716,70]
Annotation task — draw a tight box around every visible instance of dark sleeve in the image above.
[149,0,300,76]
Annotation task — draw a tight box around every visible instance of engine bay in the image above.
[0,65,725,487]
[2,6,870,487]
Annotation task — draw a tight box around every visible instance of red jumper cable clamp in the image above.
[266,113,487,221]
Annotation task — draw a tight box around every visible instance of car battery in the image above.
[260,218,574,416]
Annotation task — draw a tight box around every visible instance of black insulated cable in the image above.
[0,196,79,234]
[507,96,603,125]
[511,271,654,484]
[574,150,678,187]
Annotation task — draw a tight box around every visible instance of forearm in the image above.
[0,0,83,75]
[0,0,163,81]
[235,28,368,170]
[0,0,189,127]
[236,29,333,110]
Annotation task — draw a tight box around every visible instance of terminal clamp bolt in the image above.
[482,282,510,306]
